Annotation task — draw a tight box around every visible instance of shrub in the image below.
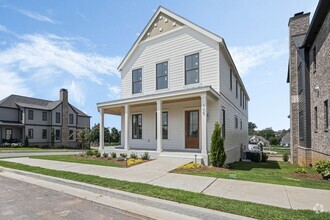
[24,136,29,148]
[86,149,97,156]
[283,153,289,162]
[96,152,101,157]
[127,158,143,166]
[178,162,204,169]
[295,167,307,173]
[261,153,268,162]
[102,152,108,158]
[315,160,330,178]
[119,153,128,159]
[130,153,138,159]
[110,152,117,159]
[140,152,150,160]
[210,122,226,167]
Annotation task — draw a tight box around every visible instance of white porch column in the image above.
[99,108,104,150]
[124,104,130,150]
[156,100,162,152]
[201,94,207,154]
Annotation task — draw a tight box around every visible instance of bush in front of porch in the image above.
[210,122,226,167]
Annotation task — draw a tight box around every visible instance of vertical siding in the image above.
[121,27,220,99]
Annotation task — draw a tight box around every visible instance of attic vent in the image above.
[173,22,176,27]
[147,32,150,36]
[159,27,163,32]
[164,18,168,23]
[154,23,158,27]
[159,16,163,20]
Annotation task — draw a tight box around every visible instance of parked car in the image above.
[248,144,262,153]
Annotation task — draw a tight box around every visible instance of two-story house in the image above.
[0,89,91,148]
[97,6,249,164]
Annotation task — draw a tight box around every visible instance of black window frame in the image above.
[240,88,243,107]
[69,130,74,140]
[132,68,142,94]
[230,69,233,90]
[156,61,168,90]
[155,111,168,139]
[240,119,242,130]
[28,110,33,120]
[315,106,318,131]
[69,114,74,124]
[299,111,305,140]
[42,111,47,121]
[324,100,329,131]
[56,112,61,123]
[236,80,238,99]
[185,53,199,85]
[235,116,238,129]
[28,129,34,139]
[222,109,226,138]
[298,62,303,94]
[42,129,47,139]
[55,129,61,140]
[132,114,142,139]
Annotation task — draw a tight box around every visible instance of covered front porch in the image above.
[0,121,24,145]
[97,86,220,164]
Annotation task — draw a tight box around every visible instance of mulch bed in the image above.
[292,172,324,181]
[74,155,150,167]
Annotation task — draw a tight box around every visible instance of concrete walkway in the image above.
[0,151,82,158]
[1,157,330,211]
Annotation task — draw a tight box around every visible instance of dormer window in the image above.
[132,68,142,94]
[185,53,199,85]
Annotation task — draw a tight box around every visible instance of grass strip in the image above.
[30,155,123,168]
[0,161,328,220]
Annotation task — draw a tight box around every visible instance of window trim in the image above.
[69,114,74,124]
[5,128,13,140]
[28,109,33,120]
[240,119,242,130]
[132,68,142,94]
[222,109,226,138]
[156,61,168,90]
[324,100,329,132]
[184,53,200,85]
[28,129,34,139]
[56,112,61,123]
[236,80,238,99]
[69,130,74,140]
[55,129,61,140]
[230,69,233,91]
[42,129,47,139]
[42,111,47,121]
[315,106,318,132]
[132,114,142,139]
[235,116,238,129]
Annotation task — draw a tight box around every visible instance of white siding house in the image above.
[97,6,249,164]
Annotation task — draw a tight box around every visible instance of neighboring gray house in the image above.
[280,132,290,147]
[0,89,90,148]
[288,0,329,166]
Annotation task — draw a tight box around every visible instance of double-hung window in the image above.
[42,111,47,121]
[69,114,74,124]
[185,53,199,85]
[230,69,233,90]
[325,100,329,131]
[156,112,168,139]
[56,112,61,123]
[28,110,33,120]
[132,114,142,139]
[156,62,168,90]
[132,68,142,94]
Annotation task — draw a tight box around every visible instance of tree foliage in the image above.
[89,123,121,144]
[210,122,226,167]
[248,122,257,135]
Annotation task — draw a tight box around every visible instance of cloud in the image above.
[0,68,33,100]
[65,81,86,105]
[6,5,56,24]
[0,33,122,84]
[107,84,121,99]
[229,40,287,76]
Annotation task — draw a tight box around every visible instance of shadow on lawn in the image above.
[228,161,281,171]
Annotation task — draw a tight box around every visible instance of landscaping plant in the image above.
[210,122,226,167]
[283,153,289,162]
[295,167,307,173]
[141,152,150,160]
[24,136,29,148]
[119,153,128,159]
[130,153,138,159]
[102,152,108,158]
[315,160,330,179]
[261,153,268,162]
[110,152,117,159]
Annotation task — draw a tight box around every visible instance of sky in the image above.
[0,0,318,131]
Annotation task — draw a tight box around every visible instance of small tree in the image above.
[50,128,55,148]
[77,127,91,150]
[24,136,29,148]
[210,122,226,167]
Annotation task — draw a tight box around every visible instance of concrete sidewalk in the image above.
[1,157,330,211]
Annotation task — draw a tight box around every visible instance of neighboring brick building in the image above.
[288,0,330,166]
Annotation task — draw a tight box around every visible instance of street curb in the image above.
[0,166,253,220]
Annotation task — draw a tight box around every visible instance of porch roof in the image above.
[0,120,24,127]
[97,86,220,115]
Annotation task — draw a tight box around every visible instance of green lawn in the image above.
[0,161,328,220]
[30,155,123,168]
[173,161,330,190]
[270,145,291,155]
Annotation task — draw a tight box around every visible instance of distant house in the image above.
[280,132,290,147]
[0,89,90,148]
[287,0,329,166]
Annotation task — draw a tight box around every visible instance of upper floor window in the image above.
[315,106,318,131]
[324,100,329,131]
[42,111,47,121]
[69,114,74,124]
[230,69,233,90]
[235,116,238,129]
[240,88,243,107]
[28,110,33,120]
[240,120,242,130]
[312,46,316,73]
[236,80,238,99]
[299,111,305,140]
[56,112,61,123]
[298,62,303,93]
[156,62,168,90]
[132,114,142,139]
[132,68,142,94]
[185,53,199,85]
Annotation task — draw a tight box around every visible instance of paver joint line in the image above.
[200,177,218,194]
[284,186,293,209]
[146,173,170,184]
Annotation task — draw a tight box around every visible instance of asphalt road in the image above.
[0,175,148,220]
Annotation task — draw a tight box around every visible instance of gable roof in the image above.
[281,132,290,143]
[117,6,250,100]
[0,94,90,117]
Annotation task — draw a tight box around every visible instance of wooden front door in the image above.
[185,110,199,149]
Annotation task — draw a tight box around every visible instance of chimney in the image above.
[288,11,310,36]
[60,88,69,147]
